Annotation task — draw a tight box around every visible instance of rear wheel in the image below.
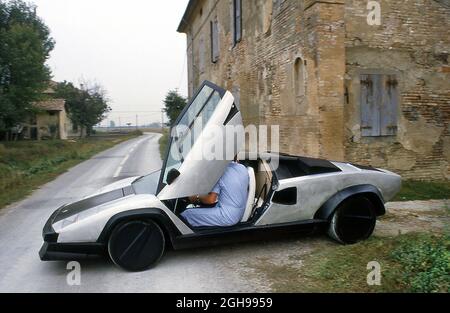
[108,220,165,271]
[328,196,377,244]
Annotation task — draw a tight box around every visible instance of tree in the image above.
[55,81,111,137]
[0,0,55,137]
[163,89,187,126]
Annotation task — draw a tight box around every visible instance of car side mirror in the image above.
[166,168,180,185]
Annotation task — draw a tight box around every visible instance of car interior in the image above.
[168,158,274,229]
[241,158,273,222]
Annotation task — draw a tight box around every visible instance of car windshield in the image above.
[132,170,161,195]
[160,84,222,186]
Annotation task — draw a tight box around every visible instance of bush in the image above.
[128,130,143,136]
[390,234,450,293]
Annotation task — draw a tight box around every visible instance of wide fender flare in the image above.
[97,208,181,246]
[314,184,386,220]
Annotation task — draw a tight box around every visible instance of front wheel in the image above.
[108,220,165,271]
[328,196,377,244]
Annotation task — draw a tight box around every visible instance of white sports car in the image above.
[40,81,401,271]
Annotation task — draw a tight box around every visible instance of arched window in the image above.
[294,57,305,97]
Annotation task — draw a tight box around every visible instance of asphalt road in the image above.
[0,132,321,292]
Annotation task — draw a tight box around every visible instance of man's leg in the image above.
[181,207,227,227]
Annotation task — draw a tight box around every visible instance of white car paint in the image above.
[255,162,401,225]
[54,194,193,243]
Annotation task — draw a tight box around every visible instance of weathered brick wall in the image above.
[185,0,346,158]
[303,1,346,160]
[345,0,450,180]
[182,0,450,180]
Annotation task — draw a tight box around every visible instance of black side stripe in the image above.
[53,187,135,223]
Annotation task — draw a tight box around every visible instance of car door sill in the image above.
[172,219,328,250]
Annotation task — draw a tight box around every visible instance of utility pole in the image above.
[161,109,164,131]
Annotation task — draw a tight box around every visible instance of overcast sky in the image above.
[32,0,190,126]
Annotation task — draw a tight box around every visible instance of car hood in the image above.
[84,176,141,199]
[52,185,137,230]
[50,177,141,229]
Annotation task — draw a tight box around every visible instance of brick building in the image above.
[177,0,450,180]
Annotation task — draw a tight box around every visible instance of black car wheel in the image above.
[108,220,165,271]
[328,196,377,244]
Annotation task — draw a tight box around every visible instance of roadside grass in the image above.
[394,180,450,201]
[0,131,142,210]
[251,233,450,293]
[158,128,169,159]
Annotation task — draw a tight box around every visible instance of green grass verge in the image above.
[252,233,450,293]
[0,131,142,210]
[158,129,169,160]
[394,180,450,201]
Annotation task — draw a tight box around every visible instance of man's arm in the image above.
[189,192,218,205]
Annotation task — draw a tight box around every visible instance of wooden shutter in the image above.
[360,74,381,137]
[380,75,398,136]
[234,0,242,43]
[360,74,398,137]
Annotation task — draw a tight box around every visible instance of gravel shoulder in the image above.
[376,200,449,236]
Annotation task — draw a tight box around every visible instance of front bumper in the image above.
[39,242,105,260]
[40,206,105,261]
